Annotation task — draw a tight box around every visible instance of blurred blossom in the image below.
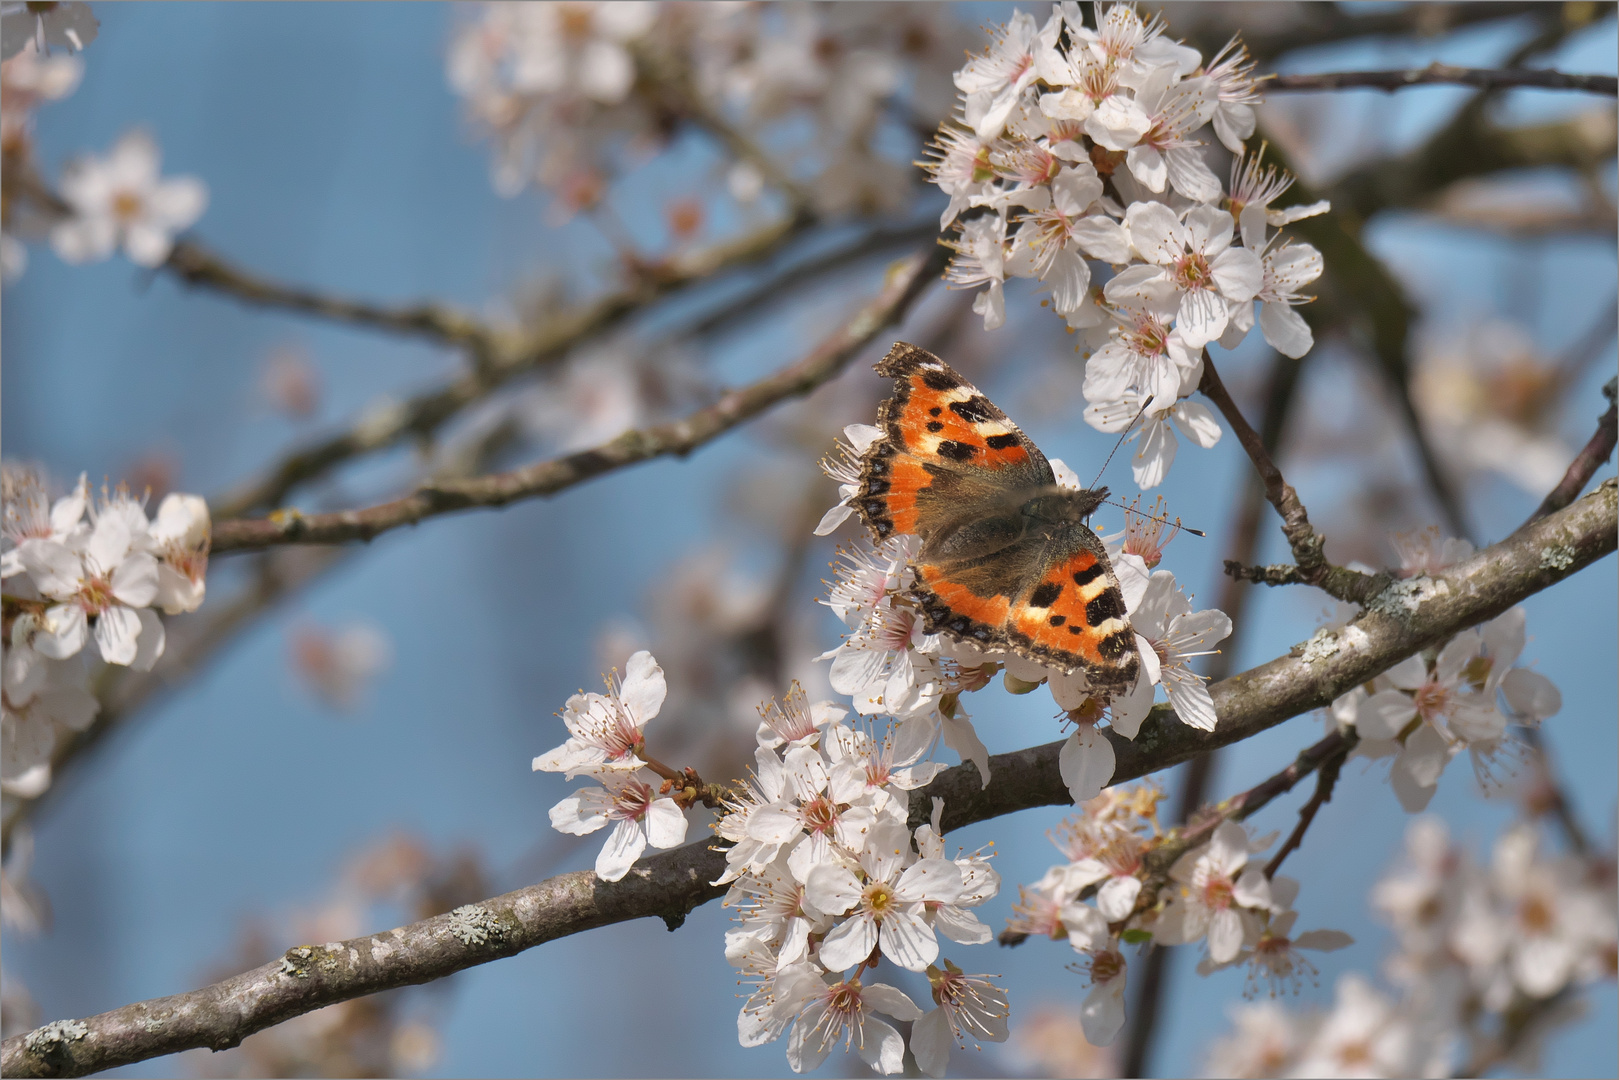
[1,39,81,145]
[1412,319,1578,495]
[1007,1006,1118,1078]
[259,343,322,420]
[446,1,968,222]
[0,971,40,1042]
[51,130,208,267]
[192,833,485,1078]
[519,342,706,452]
[0,1,97,61]
[1201,814,1618,1076]
[0,827,51,936]
[290,621,393,712]
[664,195,704,243]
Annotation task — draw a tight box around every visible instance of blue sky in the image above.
[3,4,1615,1077]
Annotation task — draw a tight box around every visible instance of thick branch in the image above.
[1266,65,1617,95]
[10,482,1609,1078]
[163,241,493,352]
[211,245,949,552]
[1198,356,1387,604]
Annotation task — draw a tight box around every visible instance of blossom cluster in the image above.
[531,650,691,882]
[1009,785,1351,1047]
[446,1,970,217]
[1,464,210,792]
[715,685,1004,1077]
[925,3,1329,489]
[532,651,1009,1075]
[819,428,1230,802]
[1327,532,1562,812]
[1205,817,1617,1077]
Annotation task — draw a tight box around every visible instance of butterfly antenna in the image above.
[1087,399,1151,491]
[1098,499,1207,538]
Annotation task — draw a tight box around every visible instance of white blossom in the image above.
[547,767,688,882]
[51,131,208,267]
[532,649,665,777]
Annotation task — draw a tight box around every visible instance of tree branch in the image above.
[1263,737,1354,879]
[1524,376,1618,527]
[5,478,1613,1077]
[1231,2,1568,64]
[1266,65,1617,96]
[210,244,949,552]
[1121,346,1309,1076]
[1198,356,1388,604]
[163,240,494,353]
[208,213,816,519]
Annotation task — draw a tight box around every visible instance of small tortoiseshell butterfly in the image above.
[854,341,1141,698]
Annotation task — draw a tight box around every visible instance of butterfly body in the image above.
[856,342,1141,697]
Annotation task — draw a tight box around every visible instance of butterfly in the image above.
[854,341,1141,698]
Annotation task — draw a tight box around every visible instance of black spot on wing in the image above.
[1028,581,1063,608]
[1085,590,1127,627]
[948,396,996,424]
[1048,614,1066,626]
[984,433,1020,450]
[1072,563,1105,588]
[937,440,977,462]
[922,369,963,391]
[926,420,944,433]
[928,406,942,417]
[1099,630,1135,661]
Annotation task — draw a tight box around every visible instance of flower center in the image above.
[875,606,915,652]
[77,574,113,616]
[1123,312,1171,357]
[1519,894,1555,934]
[557,3,595,39]
[1173,251,1213,291]
[1338,1040,1373,1068]
[1200,875,1234,911]
[1088,948,1124,985]
[112,189,143,223]
[610,779,655,822]
[1412,679,1451,723]
[863,881,897,918]
[801,795,839,837]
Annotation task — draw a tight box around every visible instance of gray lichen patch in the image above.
[280,946,317,979]
[1539,544,1577,570]
[1366,576,1449,620]
[24,1018,89,1054]
[448,904,502,946]
[1299,627,1341,664]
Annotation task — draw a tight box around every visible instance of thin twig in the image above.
[1266,64,1617,96]
[1517,727,1592,857]
[211,244,949,552]
[3,480,1614,1077]
[1264,738,1354,878]
[1197,356,1387,604]
[1523,377,1618,527]
[164,240,493,352]
[1122,347,1308,1077]
[1231,2,1560,64]
[209,213,817,519]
